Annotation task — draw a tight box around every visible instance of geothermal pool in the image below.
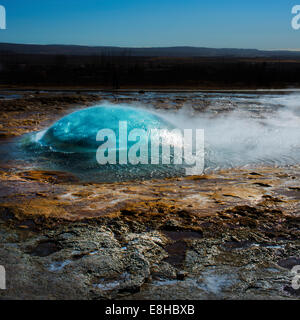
[2,91,300,182]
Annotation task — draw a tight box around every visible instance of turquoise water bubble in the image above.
[39,104,176,153]
[18,104,186,182]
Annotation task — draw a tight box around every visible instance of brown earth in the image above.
[0,93,299,300]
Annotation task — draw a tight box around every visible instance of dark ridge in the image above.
[1,42,300,58]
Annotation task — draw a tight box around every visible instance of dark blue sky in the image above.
[0,0,299,49]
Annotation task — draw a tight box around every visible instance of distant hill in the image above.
[1,42,300,58]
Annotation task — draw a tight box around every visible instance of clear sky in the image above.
[0,0,299,49]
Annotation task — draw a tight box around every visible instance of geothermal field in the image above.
[0,89,299,299]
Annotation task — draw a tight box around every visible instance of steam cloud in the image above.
[149,93,300,171]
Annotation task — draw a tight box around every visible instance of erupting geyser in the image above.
[13,93,300,183]
[39,104,176,153]
[21,104,186,182]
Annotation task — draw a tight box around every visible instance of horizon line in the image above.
[0,41,282,51]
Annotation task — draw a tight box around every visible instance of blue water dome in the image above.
[18,104,194,182]
[39,104,176,153]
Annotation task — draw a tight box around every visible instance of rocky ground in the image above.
[0,92,299,300]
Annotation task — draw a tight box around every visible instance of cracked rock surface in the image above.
[0,93,299,300]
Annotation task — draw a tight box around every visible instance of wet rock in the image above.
[176,270,188,281]
[18,171,79,184]
[151,262,177,280]
[30,240,61,257]
[277,257,300,270]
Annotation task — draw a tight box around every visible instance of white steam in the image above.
[155,93,300,171]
